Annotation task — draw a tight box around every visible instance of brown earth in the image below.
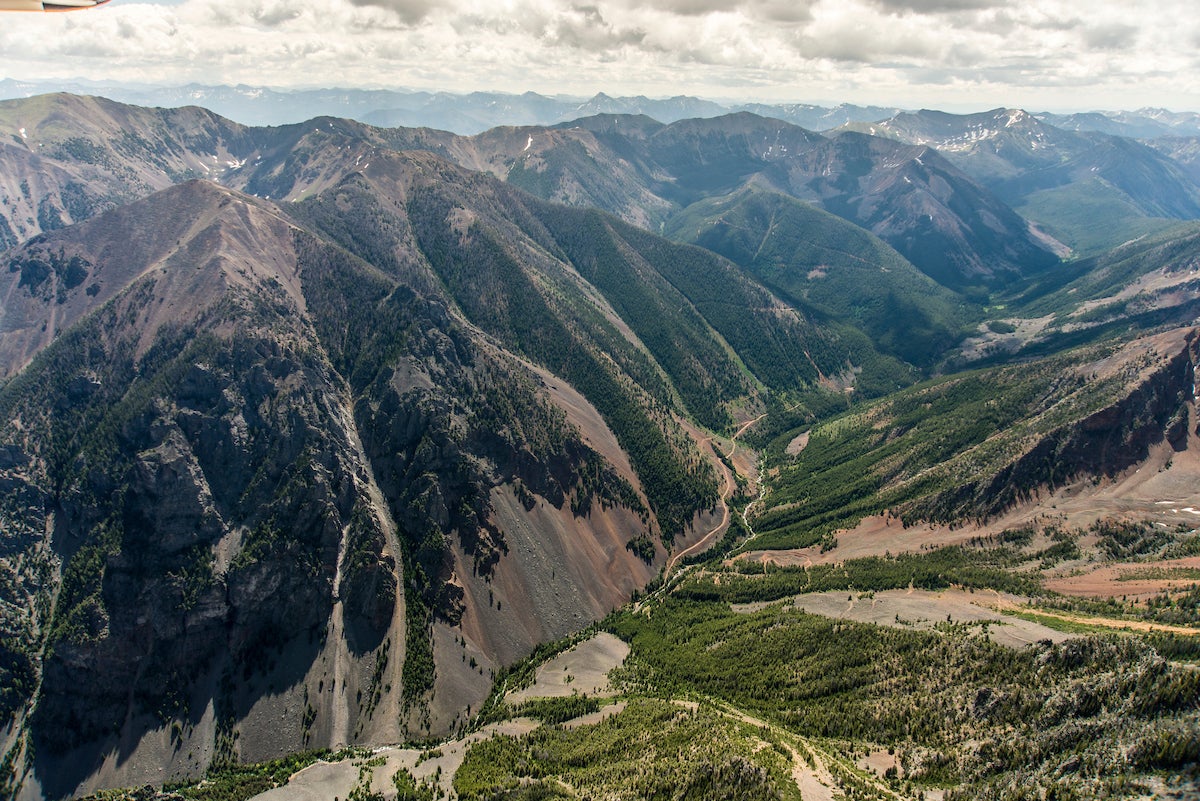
[251,631,631,801]
[1045,556,1200,601]
[785,431,810,456]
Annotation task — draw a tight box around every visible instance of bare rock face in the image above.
[127,427,226,553]
[30,333,359,758]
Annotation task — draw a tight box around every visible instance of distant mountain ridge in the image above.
[1037,107,1200,139]
[462,111,1063,290]
[0,79,897,134]
[847,107,1200,253]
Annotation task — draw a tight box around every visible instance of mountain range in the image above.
[0,79,900,135]
[846,108,1200,254]
[1,95,1067,293]
[0,90,1199,800]
[8,79,1200,141]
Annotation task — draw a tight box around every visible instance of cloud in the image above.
[622,0,815,24]
[637,0,732,15]
[542,5,647,51]
[250,0,303,26]
[864,0,1001,14]
[0,0,1196,112]
[1082,22,1138,51]
[346,0,434,24]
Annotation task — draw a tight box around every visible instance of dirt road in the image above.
[667,412,766,574]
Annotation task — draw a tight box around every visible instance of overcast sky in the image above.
[3,0,1199,111]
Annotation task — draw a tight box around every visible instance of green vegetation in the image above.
[1015,180,1183,256]
[747,338,1171,549]
[625,534,656,564]
[401,185,718,541]
[79,751,331,801]
[605,598,1200,796]
[533,205,749,430]
[510,694,601,724]
[1043,586,1200,628]
[1007,219,1200,319]
[1093,519,1176,560]
[403,585,436,706]
[455,699,800,801]
[675,544,1044,605]
[392,767,437,801]
[1117,566,1200,581]
[750,365,1049,546]
[666,186,976,368]
[998,609,1114,635]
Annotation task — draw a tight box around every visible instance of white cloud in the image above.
[0,0,1197,111]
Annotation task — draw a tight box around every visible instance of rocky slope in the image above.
[0,169,761,797]
[0,93,258,251]
[906,327,1199,523]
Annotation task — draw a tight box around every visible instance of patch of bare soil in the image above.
[251,632,633,801]
[958,314,1056,362]
[505,632,629,705]
[250,719,542,801]
[1045,556,1200,601]
[375,719,540,798]
[250,760,361,801]
[562,701,627,729]
[857,748,899,780]
[792,751,836,801]
[1070,267,1200,324]
[740,512,982,568]
[785,431,809,456]
[734,589,1075,649]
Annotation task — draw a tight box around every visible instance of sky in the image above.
[2,0,1199,111]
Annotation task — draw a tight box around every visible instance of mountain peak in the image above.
[0,180,299,376]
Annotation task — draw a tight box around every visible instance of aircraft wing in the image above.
[0,0,110,9]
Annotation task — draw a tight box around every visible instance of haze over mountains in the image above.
[0,79,903,134]
[8,79,1200,140]
[1,89,1199,800]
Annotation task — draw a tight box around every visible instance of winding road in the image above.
[666,412,767,575]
